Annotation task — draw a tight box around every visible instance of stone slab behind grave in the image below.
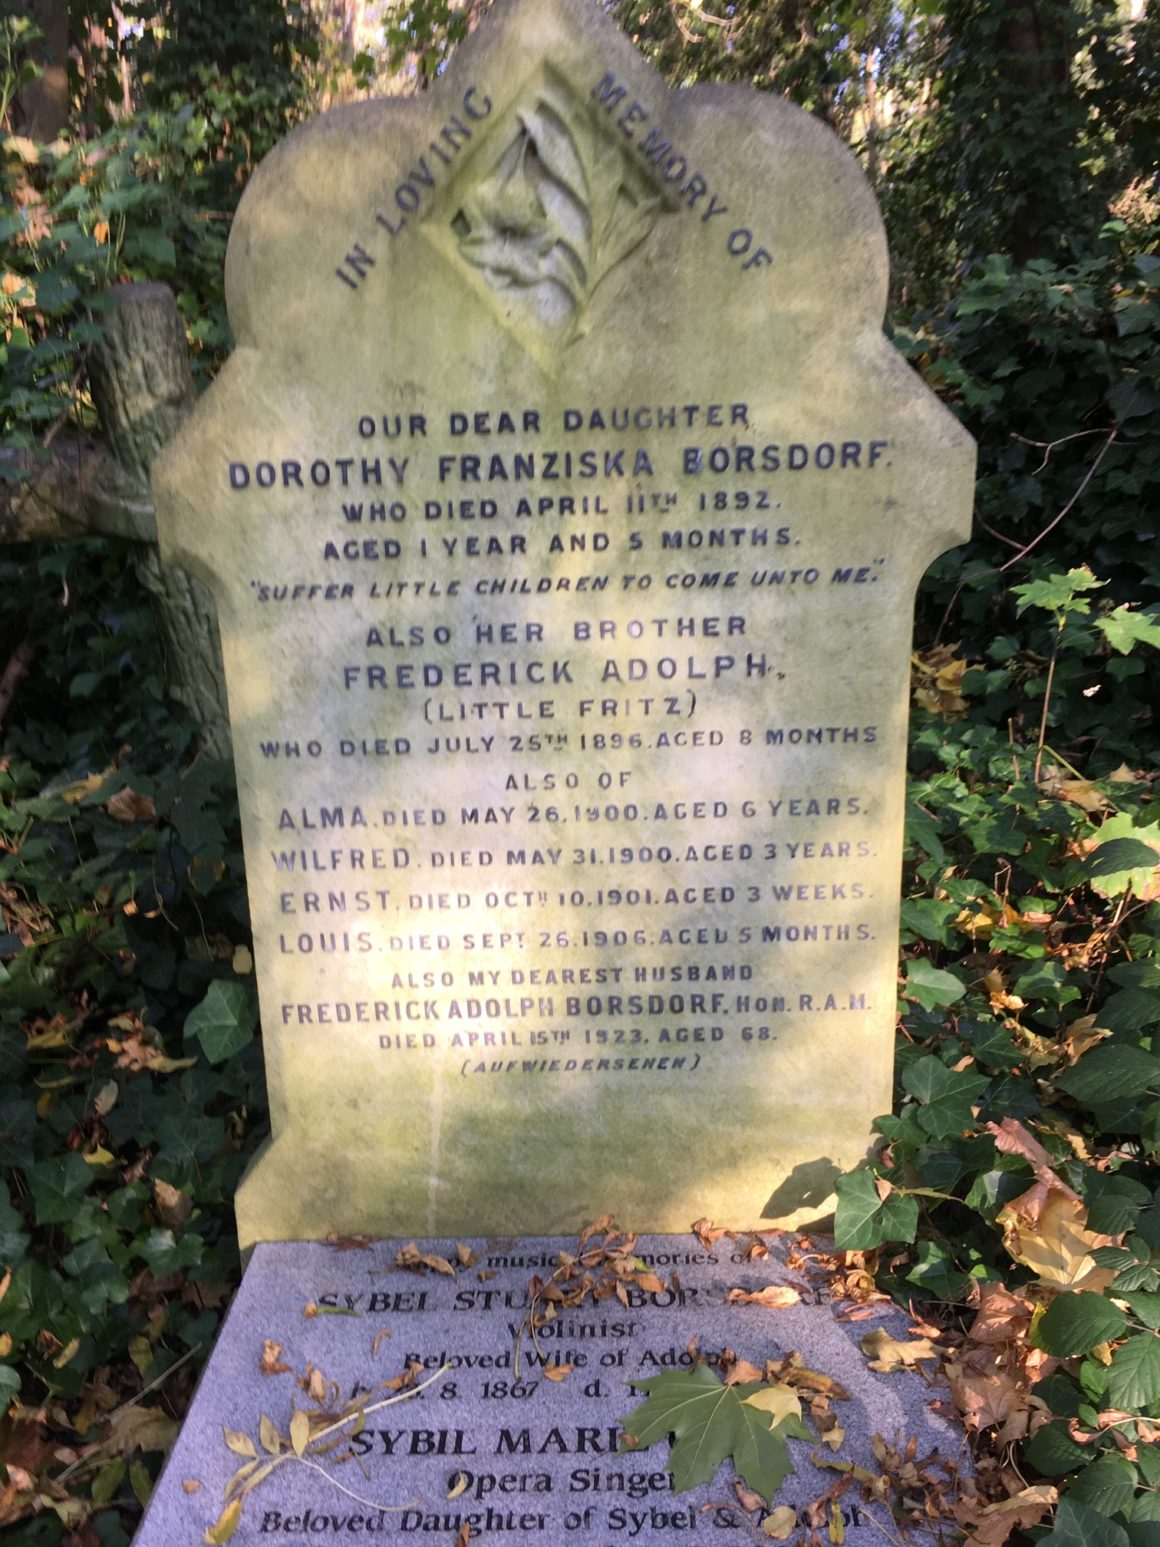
[152,0,975,1246]
[135,1235,966,1546]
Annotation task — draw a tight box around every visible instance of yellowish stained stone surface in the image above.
[153,0,975,1249]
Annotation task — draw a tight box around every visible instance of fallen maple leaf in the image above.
[997,1184,1116,1289]
[741,1384,802,1428]
[619,1364,811,1501]
[946,1367,1027,1438]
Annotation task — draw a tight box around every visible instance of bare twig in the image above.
[1012,426,1117,476]
[935,429,1118,644]
[999,430,1117,573]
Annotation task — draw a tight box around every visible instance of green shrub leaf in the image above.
[1036,1292,1128,1357]
[1039,1498,1131,1547]
[1067,1455,1139,1517]
[1106,1334,1160,1410]
[1057,1046,1160,1105]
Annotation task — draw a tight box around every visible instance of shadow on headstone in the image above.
[762,1158,844,1224]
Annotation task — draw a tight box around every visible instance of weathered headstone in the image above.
[154,0,973,1250]
[137,1234,967,1546]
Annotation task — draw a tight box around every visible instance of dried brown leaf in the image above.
[258,1340,291,1376]
[733,1480,766,1513]
[154,1178,192,1228]
[223,1429,257,1460]
[203,1497,243,1546]
[106,1405,179,1456]
[723,1358,765,1386]
[998,1184,1116,1289]
[691,1217,726,1249]
[956,1483,1056,1547]
[987,1118,1054,1171]
[762,1505,797,1539]
[396,1243,456,1277]
[106,787,156,824]
[727,1285,802,1309]
[543,1364,573,1383]
[860,1327,941,1372]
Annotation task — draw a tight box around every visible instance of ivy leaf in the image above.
[27,1153,94,1225]
[618,1364,801,1503]
[1034,1291,1128,1356]
[185,980,255,1064]
[1106,1334,1160,1410]
[903,958,966,1010]
[901,1055,990,1139]
[834,1170,919,1250]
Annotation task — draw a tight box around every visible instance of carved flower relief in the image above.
[451,89,662,331]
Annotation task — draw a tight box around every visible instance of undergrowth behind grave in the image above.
[0,541,266,1543]
[1,2,1159,1542]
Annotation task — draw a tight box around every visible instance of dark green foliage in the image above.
[0,544,265,1538]
[1,0,1158,1540]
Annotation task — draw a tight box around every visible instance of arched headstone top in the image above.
[153,0,974,1248]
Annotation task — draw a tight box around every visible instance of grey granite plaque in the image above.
[136,1236,965,1545]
